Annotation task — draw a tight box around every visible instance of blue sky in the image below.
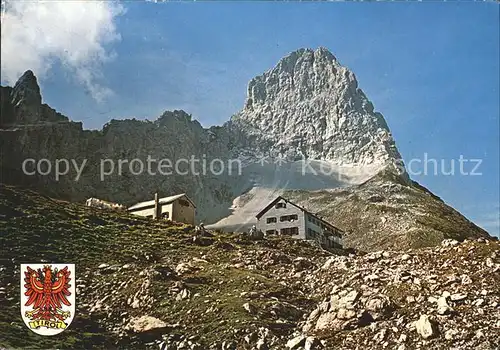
[2,2,499,235]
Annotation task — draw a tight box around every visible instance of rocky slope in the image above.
[283,169,488,252]
[0,48,491,251]
[0,184,498,349]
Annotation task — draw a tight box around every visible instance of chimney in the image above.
[153,192,159,220]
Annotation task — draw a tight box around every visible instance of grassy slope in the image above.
[0,184,331,349]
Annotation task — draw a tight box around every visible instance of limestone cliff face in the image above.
[0,105,238,221]
[0,48,490,250]
[232,48,401,166]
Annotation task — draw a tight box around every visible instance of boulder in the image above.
[126,315,167,333]
[415,315,438,339]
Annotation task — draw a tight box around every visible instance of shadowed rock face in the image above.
[0,47,490,250]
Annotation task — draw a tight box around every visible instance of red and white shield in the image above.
[20,263,76,335]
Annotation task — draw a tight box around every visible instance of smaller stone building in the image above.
[128,193,196,225]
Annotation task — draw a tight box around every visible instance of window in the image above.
[307,228,321,240]
[280,214,298,222]
[307,228,315,238]
[327,239,333,248]
[275,202,286,209]
[280,227,299,236]
[266,230,277,235]
[267,217,277,224]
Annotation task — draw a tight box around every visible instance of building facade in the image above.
[128,193,196,225]
[255,196,343,249]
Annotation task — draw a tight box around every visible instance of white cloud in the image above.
[1,0,124,102]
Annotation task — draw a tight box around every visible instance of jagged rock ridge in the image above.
[0,47,490,251]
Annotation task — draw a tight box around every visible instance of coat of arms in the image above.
[20,264,75,335]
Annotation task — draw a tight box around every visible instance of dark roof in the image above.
[255,196,344,233]
[255,196,298,219]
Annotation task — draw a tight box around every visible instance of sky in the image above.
[1,1,499,236]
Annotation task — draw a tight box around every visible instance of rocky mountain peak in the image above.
[234,47,402,167]
[244,47,344,108]
[5,69,43,125]
[11,70,42,107]
[156,110,196,127]
[269,47,339,80]
[1,70,71,126]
